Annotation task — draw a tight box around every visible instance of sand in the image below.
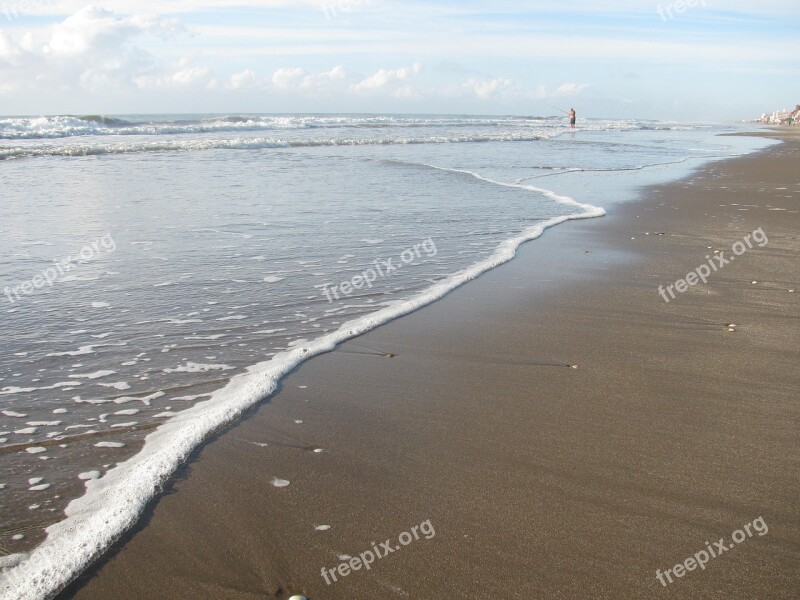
[61,131,799,600]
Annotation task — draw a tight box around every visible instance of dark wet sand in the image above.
[63,132,799,600]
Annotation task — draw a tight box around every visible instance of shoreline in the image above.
[54,130,800,598]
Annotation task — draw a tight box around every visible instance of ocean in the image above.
[0,114,774,598]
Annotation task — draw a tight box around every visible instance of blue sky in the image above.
[0,0,798,119]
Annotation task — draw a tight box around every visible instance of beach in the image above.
[3,117,758,587]
[57,130,799,599]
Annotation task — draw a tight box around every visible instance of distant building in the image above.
[761,105,799,125]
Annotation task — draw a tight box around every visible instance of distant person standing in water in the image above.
[569,108,576,128]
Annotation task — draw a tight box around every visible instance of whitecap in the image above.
[94,441,125,448]
[68,370,116,380]
[99,382,131,391]
[2,410,27,418]
[163,363,233,374]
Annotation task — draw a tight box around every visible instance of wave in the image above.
[0,114,695,141]
[0,115,540,139]
[76,115,134,127]
[0,171,605,600]
[0,118,706,160]
[0,132,566,160]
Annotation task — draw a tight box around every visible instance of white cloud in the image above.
[132,56,213,89]
[228,69,257,90]
[272,67,306,89]
[0,6,182,94]
[270,65,347,92]
[462,77,514,99]
[351,62,421,92]
[531,83,590,99]
[555,83,589,96]
[171,66,210,85]
[43,7,177,56]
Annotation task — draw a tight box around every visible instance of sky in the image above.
[0,0,798,120]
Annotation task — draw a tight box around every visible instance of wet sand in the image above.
[62,131,799,600]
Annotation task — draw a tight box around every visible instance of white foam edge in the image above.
[0,172,604,600]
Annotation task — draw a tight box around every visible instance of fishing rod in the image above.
[543,102,569,115]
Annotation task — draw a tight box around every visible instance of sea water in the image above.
[0,114,774,598]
